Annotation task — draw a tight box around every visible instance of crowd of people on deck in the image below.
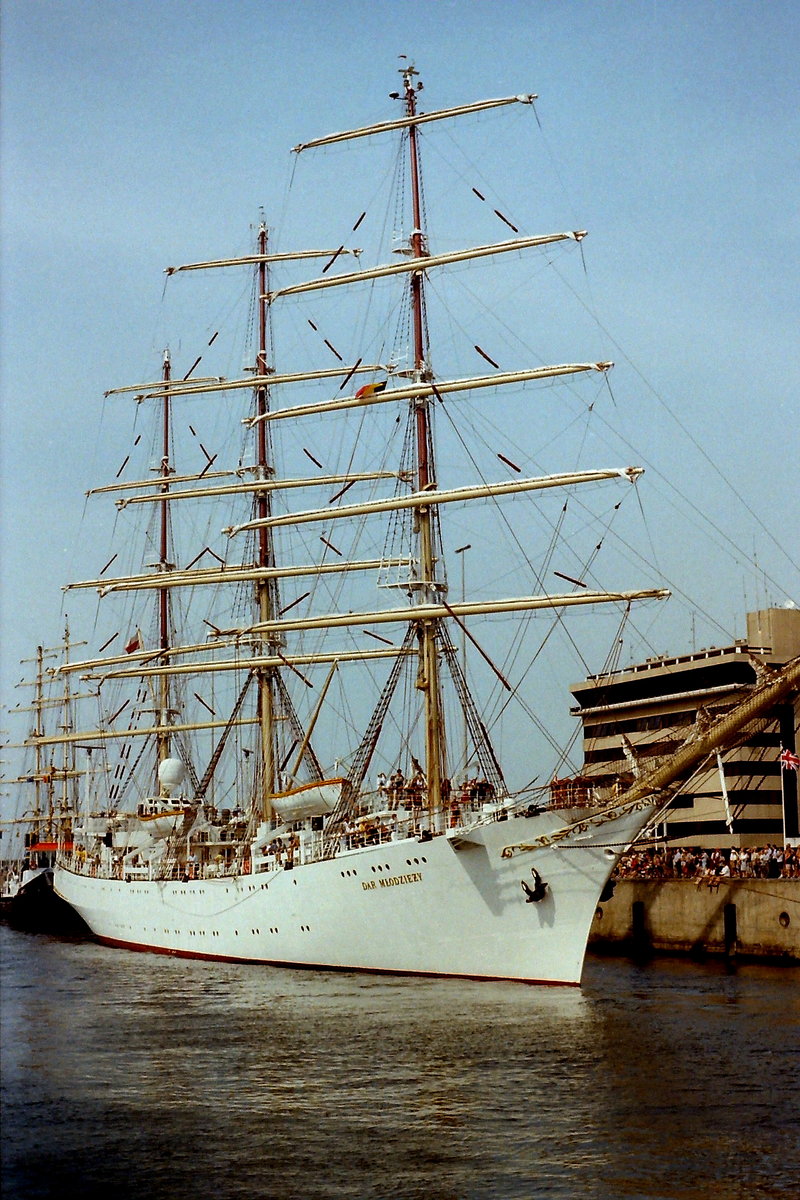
[376,770,496,816]
[614,843,800,881]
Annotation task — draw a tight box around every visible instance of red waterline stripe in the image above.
[92,935,578,986]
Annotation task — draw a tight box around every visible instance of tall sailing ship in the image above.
[1,635,87,932]
[46,67,798,983]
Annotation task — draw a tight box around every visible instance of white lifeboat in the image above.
[271,778,344,822]
[136,761,192,837]
[135,796,191,838]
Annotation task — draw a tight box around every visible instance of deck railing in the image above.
[56,791,555,882]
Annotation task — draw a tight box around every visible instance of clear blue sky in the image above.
[2,0,799,786]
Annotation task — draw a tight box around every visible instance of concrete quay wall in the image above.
[589,879,799,962]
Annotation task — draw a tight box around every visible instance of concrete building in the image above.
[568,606,800,847]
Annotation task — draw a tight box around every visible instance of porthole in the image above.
[595,907,603,921]
[779,911,790,928]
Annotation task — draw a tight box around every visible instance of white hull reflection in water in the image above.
[2,926,798,1200]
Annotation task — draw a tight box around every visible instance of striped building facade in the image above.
[569,607,800,847]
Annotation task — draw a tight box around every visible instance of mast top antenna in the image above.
[398,59,422,91]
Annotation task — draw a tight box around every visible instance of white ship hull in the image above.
[54,805,653,985]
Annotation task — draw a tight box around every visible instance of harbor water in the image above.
[1,924,797,1200]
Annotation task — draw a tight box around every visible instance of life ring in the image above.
[243,858,251,875]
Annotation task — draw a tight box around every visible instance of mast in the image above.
[16,638,87,839]
[255,223,276,820]
[32,646,47,840]
[58,618,84,829]
[402,63,446,815]
[157,349,172,780]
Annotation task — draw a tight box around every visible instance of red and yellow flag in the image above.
[355,380,387,400]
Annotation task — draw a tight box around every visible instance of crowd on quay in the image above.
[614,843,800,881]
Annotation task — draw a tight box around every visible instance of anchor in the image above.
[521,867,548,903]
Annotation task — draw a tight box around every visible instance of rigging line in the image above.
[303,655,358,761]
[569,477,643,593]
[596,603,633,681]
[526,100,585,240]
[174,731,201,795]
[499,656,574,766]
[573,373,611,467]
[580,605,634,769]
[435,395,547,590]
[553,722,585,779]
[488,600,585,741]
[321,163,395,282]
[308,330,389,622]
[631,474,661,575]
[540,498,569,583]
[377,669,414,762]
[588,502,733,646]
[544,257,796,587]
[115,724,152,806]
[280,147,300,229]
[486,498,633,744]
[603,367,619,410]
[422,102,534,236]
[426,343,739,648]
[483,498,572,715]
[301,212,401,548]
[423,261,597,421]
[439,627,505,791]
[431,365,594,522]
[422,235,565,323]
